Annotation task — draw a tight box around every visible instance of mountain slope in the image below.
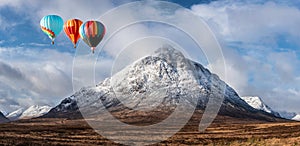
[7,108,24,121]
[241,96,280,117]
[0,111,9,123]
[19,105,51,119]
[278,111,297,120]
[292,114,300,121]
[44,46,282,122]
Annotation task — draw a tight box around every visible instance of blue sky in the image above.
[0,0,300,114]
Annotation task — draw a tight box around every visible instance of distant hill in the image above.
[0,111,9,124]
[241,96,300,121]
[7,105,51,121]
[292,114,300,121]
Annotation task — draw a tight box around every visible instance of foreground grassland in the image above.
[0,117,300,146]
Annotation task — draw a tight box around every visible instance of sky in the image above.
[0,0,299,114]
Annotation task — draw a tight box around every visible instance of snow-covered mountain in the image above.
[20,105,52,119]
[241,96,300,121]
[0,111,9,123]
[44,46,281,122]
[6,108,24,121]
[292,114,300,121]
[241,96,280,117]
[7,105,51,120]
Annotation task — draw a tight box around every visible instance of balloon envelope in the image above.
[40,15,64,44]
[64,19,83,48]
[79,21,106,53]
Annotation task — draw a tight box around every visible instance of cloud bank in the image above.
[0,47,73,112]
[192,0,300,112]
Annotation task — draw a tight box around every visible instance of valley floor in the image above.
[0,117,300,146]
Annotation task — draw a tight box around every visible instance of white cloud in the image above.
[191,0,300,112]
[191,1,300,44]
[207,55,248,94]
[0,0,22,8]
[0,15,22,36]
[288,88,300,96]
[0,47,74,113]
[267,51,299,82]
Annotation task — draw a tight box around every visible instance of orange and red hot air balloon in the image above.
[64,19,83,48]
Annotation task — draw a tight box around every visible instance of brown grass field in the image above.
[0,115,300,146]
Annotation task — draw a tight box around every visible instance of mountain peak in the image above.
[241,96,280,117]
[110,46,197,110]
[241,96,265,109]
[20,105,52,119]
[241,96,269,111]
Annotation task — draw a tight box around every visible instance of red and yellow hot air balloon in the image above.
[64,19,83,48]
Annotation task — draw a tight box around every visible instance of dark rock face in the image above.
[41,96,82,119]
[0,111,9,124]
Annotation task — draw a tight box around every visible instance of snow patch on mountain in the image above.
[7,108,24,120]
[292,114,300,121]
[241,96,280,117]
[19,105,52,119]
[241,96,272,113]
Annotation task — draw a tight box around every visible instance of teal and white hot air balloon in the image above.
[79,20,106,53]
[40,15,64,44]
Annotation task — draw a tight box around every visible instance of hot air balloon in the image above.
[64,19,83,48]
[79,20,106,53]
[40,15,64,45]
